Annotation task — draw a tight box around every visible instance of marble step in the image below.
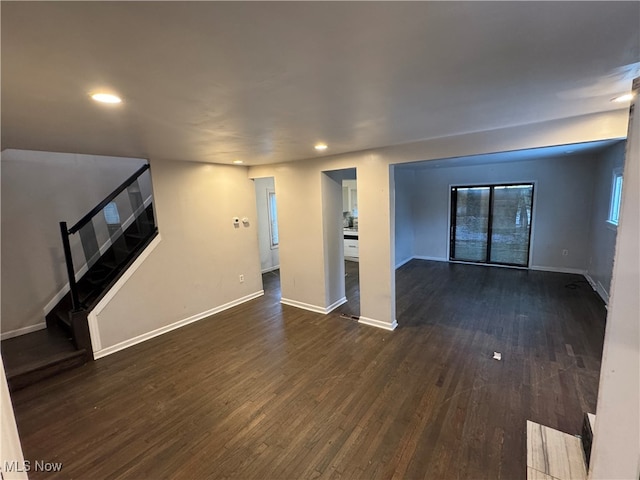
[527,420,587,480]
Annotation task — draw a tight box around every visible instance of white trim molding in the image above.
[261,265,280,274]
[326,297,348,313]
[280,296,347,315]
[530,265,586,275]
[358,316,398,331]
[397,257,588,277]
[395,256,414,269]
[595,281,610,305]
[413,255,449,263]
[396,256,448,269]
[91,290,264,359]
[0,322,46,341]
[584,273,610,304]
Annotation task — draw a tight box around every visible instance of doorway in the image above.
[449,183,534,267]
[340,174,360,317]
[321,168,361,318]
[254,177,281,298]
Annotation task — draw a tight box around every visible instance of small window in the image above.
[608,171,623,226]
[268,191,279,248]
[103,201,121,225]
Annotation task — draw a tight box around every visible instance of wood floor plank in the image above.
[9,260,606,479]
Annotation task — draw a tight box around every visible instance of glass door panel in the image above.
[489,185,533,266]
[451,187,490,262]
[450,183,534,267]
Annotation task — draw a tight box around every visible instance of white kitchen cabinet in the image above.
[344,239,359,258]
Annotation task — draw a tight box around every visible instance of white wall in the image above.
[394,167,415,267]
[585,142,626,302]
[322,171,346,310]
[1,149,147,336]
[254,177,280,273]
[589,80,640,480]
[398,154,599,273]
[90,159,263,355]
[0,356,27,480]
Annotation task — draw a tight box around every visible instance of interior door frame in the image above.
[446,181,537,268]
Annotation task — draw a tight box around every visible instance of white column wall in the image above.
[321,171,346,311]
[589,81,640,480]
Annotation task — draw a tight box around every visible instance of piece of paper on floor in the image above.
[493,351,502,361]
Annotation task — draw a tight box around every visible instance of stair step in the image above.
[100,258,118,269]
[85,275,110,287]
[125,232,147,240]
[527,420,587,480]
[53,309,72,330]
[6,349,87,391]
[1,324,86,391]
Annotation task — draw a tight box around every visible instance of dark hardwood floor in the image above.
[335,260,360,318]
[8,260,606,479]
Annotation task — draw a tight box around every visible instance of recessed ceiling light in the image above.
[91,93,122,104]
[611,93,634,103]
[232,160,244,164]
[314,143,328,151]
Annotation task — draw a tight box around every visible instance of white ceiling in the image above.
[1,2,639,166]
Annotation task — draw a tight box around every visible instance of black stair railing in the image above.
[59,163,156,312]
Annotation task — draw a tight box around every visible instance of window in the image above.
[608,170,623,226]
[268,191,279,247]
[103,201,121,225]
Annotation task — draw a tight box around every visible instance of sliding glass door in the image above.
[450,183,533,267]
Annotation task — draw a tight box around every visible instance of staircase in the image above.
[526,413,596,480]
[1,164,157,391]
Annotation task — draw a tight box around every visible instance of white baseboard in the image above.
[530,265,586,275]
[280,297,328,314]
[395,256,414,269]
[596,281,610,304]
[397,257,586,277]
[326,296,347,313]
[43,195,154,317]
[585,273,610,304]
[261,265,280,274]
[396,255,448,269]
[413,255,448,263]
[92,290,264,359]
[280,296,346,314]
[0,322,46,341]
[358,316,398,331]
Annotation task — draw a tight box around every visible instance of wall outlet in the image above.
[562,249,569,256]
[239,274,244,283]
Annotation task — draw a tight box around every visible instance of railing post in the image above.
[59,222,80,311]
